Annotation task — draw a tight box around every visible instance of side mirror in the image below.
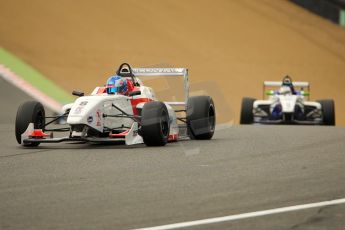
[129,91,141,97]
[301,92,310,96]
[265,90,275,96]
[72,90,84,97]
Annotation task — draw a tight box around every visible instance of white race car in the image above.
[15,63,216,147]
[240,77,335,125]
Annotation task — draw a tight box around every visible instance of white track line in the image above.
[133,198,345,230]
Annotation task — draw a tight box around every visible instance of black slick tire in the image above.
[141,101,170,146]
[15,101,45,146]
[186,96,216,140]
[240,97,255,124]
[317,99,335,126]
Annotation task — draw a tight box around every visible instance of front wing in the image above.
[21,122,182,146]
[253,100,323,125]
[21,122,144,145]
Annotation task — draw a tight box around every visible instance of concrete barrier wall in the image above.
[340,8,345,26]
[291,0,345,27]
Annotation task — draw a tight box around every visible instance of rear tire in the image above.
[240,97,255,124]
[15,101,45,146]
[318,99,335,126]
[186,96,216,140]
[141,101,170,146]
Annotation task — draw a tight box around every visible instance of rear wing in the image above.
[264,81,309,87]
[263,81,310,99]
[132,68,189,106]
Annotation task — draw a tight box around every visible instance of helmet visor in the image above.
[107,84,121,94]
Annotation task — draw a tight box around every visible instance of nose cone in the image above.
[279,95,297,113]
[67,96,101,125]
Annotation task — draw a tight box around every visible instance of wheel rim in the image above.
[160,110,169,137]
[209,105,215,132]
[35,111,44,129]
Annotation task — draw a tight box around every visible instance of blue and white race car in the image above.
[240,76,335,125]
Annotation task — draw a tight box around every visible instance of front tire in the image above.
[15,101,45,146]
[141,101,170,146]
[186,96,216,140]
[318,99,335,126]
[240,97,255,124]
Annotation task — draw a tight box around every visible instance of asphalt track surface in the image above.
[1,79,345,230]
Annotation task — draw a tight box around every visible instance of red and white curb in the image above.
[0,64,62,113]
